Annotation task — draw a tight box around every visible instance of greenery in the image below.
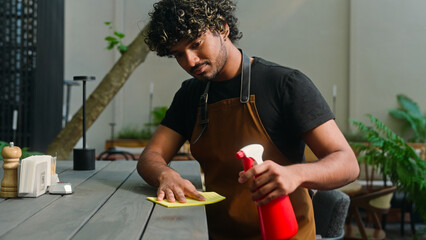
[117,106,168,140]
[104,21,128,54]
[0,141,43,160]
[117,125,152,140]
[145,106,168,127]
[389,94,426,143]
[350,114,426,221]
[343,131,368,143]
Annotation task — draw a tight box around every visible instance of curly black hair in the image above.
[145,0,243,57]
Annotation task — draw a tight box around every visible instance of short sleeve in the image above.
[161,86,188,138]
[282,70,334,134]
[160,79,203,141]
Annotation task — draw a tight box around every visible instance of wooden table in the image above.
[0,160,208,240]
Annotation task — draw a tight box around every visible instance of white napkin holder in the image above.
[18,155,54,198]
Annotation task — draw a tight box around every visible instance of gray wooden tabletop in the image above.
[0,160,208,240]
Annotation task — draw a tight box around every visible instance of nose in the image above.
[183,50,200,69]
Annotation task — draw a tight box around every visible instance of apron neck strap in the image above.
[192,80,211,144]
[240,50,251,103]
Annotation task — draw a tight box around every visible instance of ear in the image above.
[222,23,230,41]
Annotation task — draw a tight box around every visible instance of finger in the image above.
[256,191,281,206]
[238,174,246,183]
[238,169,254,183]
[165,189,176,202]
[251,162,270,176]
[157,189,165,201]
[175,190,187,203]
[187,190,206,201]
[252,181,276,201]
[250,173,270,191]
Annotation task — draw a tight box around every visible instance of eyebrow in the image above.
[169,38,197,55]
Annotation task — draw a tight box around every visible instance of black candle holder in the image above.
[73,76,96,170]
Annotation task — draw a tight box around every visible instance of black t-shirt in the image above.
[162,57,334,162]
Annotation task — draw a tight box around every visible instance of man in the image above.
[138,0,359,239]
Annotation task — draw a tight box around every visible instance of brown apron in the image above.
[189,53,315,240]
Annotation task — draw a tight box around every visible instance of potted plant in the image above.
[105,106,168,149]
[350,114,426,223]
[103,106,191,159]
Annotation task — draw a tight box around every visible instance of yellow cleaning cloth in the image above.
[147,192,225,207]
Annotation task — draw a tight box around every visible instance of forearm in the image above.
[299,119,360,190]
[137,150,177,187]
[293,149,359,190]
[137,125,187,187]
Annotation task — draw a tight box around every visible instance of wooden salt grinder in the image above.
[1,142,22,198]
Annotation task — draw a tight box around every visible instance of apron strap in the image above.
[192,80,211,144]
[240,51,251,103]
[192,50,250,144]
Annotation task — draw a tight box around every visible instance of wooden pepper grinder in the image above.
[1,142,22,198]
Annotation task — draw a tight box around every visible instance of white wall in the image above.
[63,0,426,158]
[64,0,115,157]
[237,0,349,128]
[349,0,426,135]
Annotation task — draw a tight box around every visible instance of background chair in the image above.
[386,191,417,236]
[344,186,396,240]
[343,162,397,240]
[313,190,350,240]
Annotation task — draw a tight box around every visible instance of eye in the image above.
[190,40,202,49]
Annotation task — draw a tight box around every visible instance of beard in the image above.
[191,39,228,82]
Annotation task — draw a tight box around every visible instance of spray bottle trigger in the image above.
[240,144,264,165]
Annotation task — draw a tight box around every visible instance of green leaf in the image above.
[390,95,426,142]
[117,45,128,52]
[389,109,410,120]
[397,94,423,118]
[104,21,111,25]
[114,31,125,39]
[107,41,118,49]
[105,36,117,42]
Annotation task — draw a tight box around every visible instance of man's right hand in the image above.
[157,169,205,203]
[137,125,205,203]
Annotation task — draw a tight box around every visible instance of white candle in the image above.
[12,110,18,130]
[150,82,154,95]
[333,85,337,98]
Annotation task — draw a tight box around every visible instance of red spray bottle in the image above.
[236,144,298,240]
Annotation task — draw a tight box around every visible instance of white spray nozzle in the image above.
[240,144,264,165]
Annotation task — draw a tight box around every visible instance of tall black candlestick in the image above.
[73,76,95,170]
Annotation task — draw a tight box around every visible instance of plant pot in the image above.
[104,139,193,161]
[407,142,426,160]
[105,139,149,150]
